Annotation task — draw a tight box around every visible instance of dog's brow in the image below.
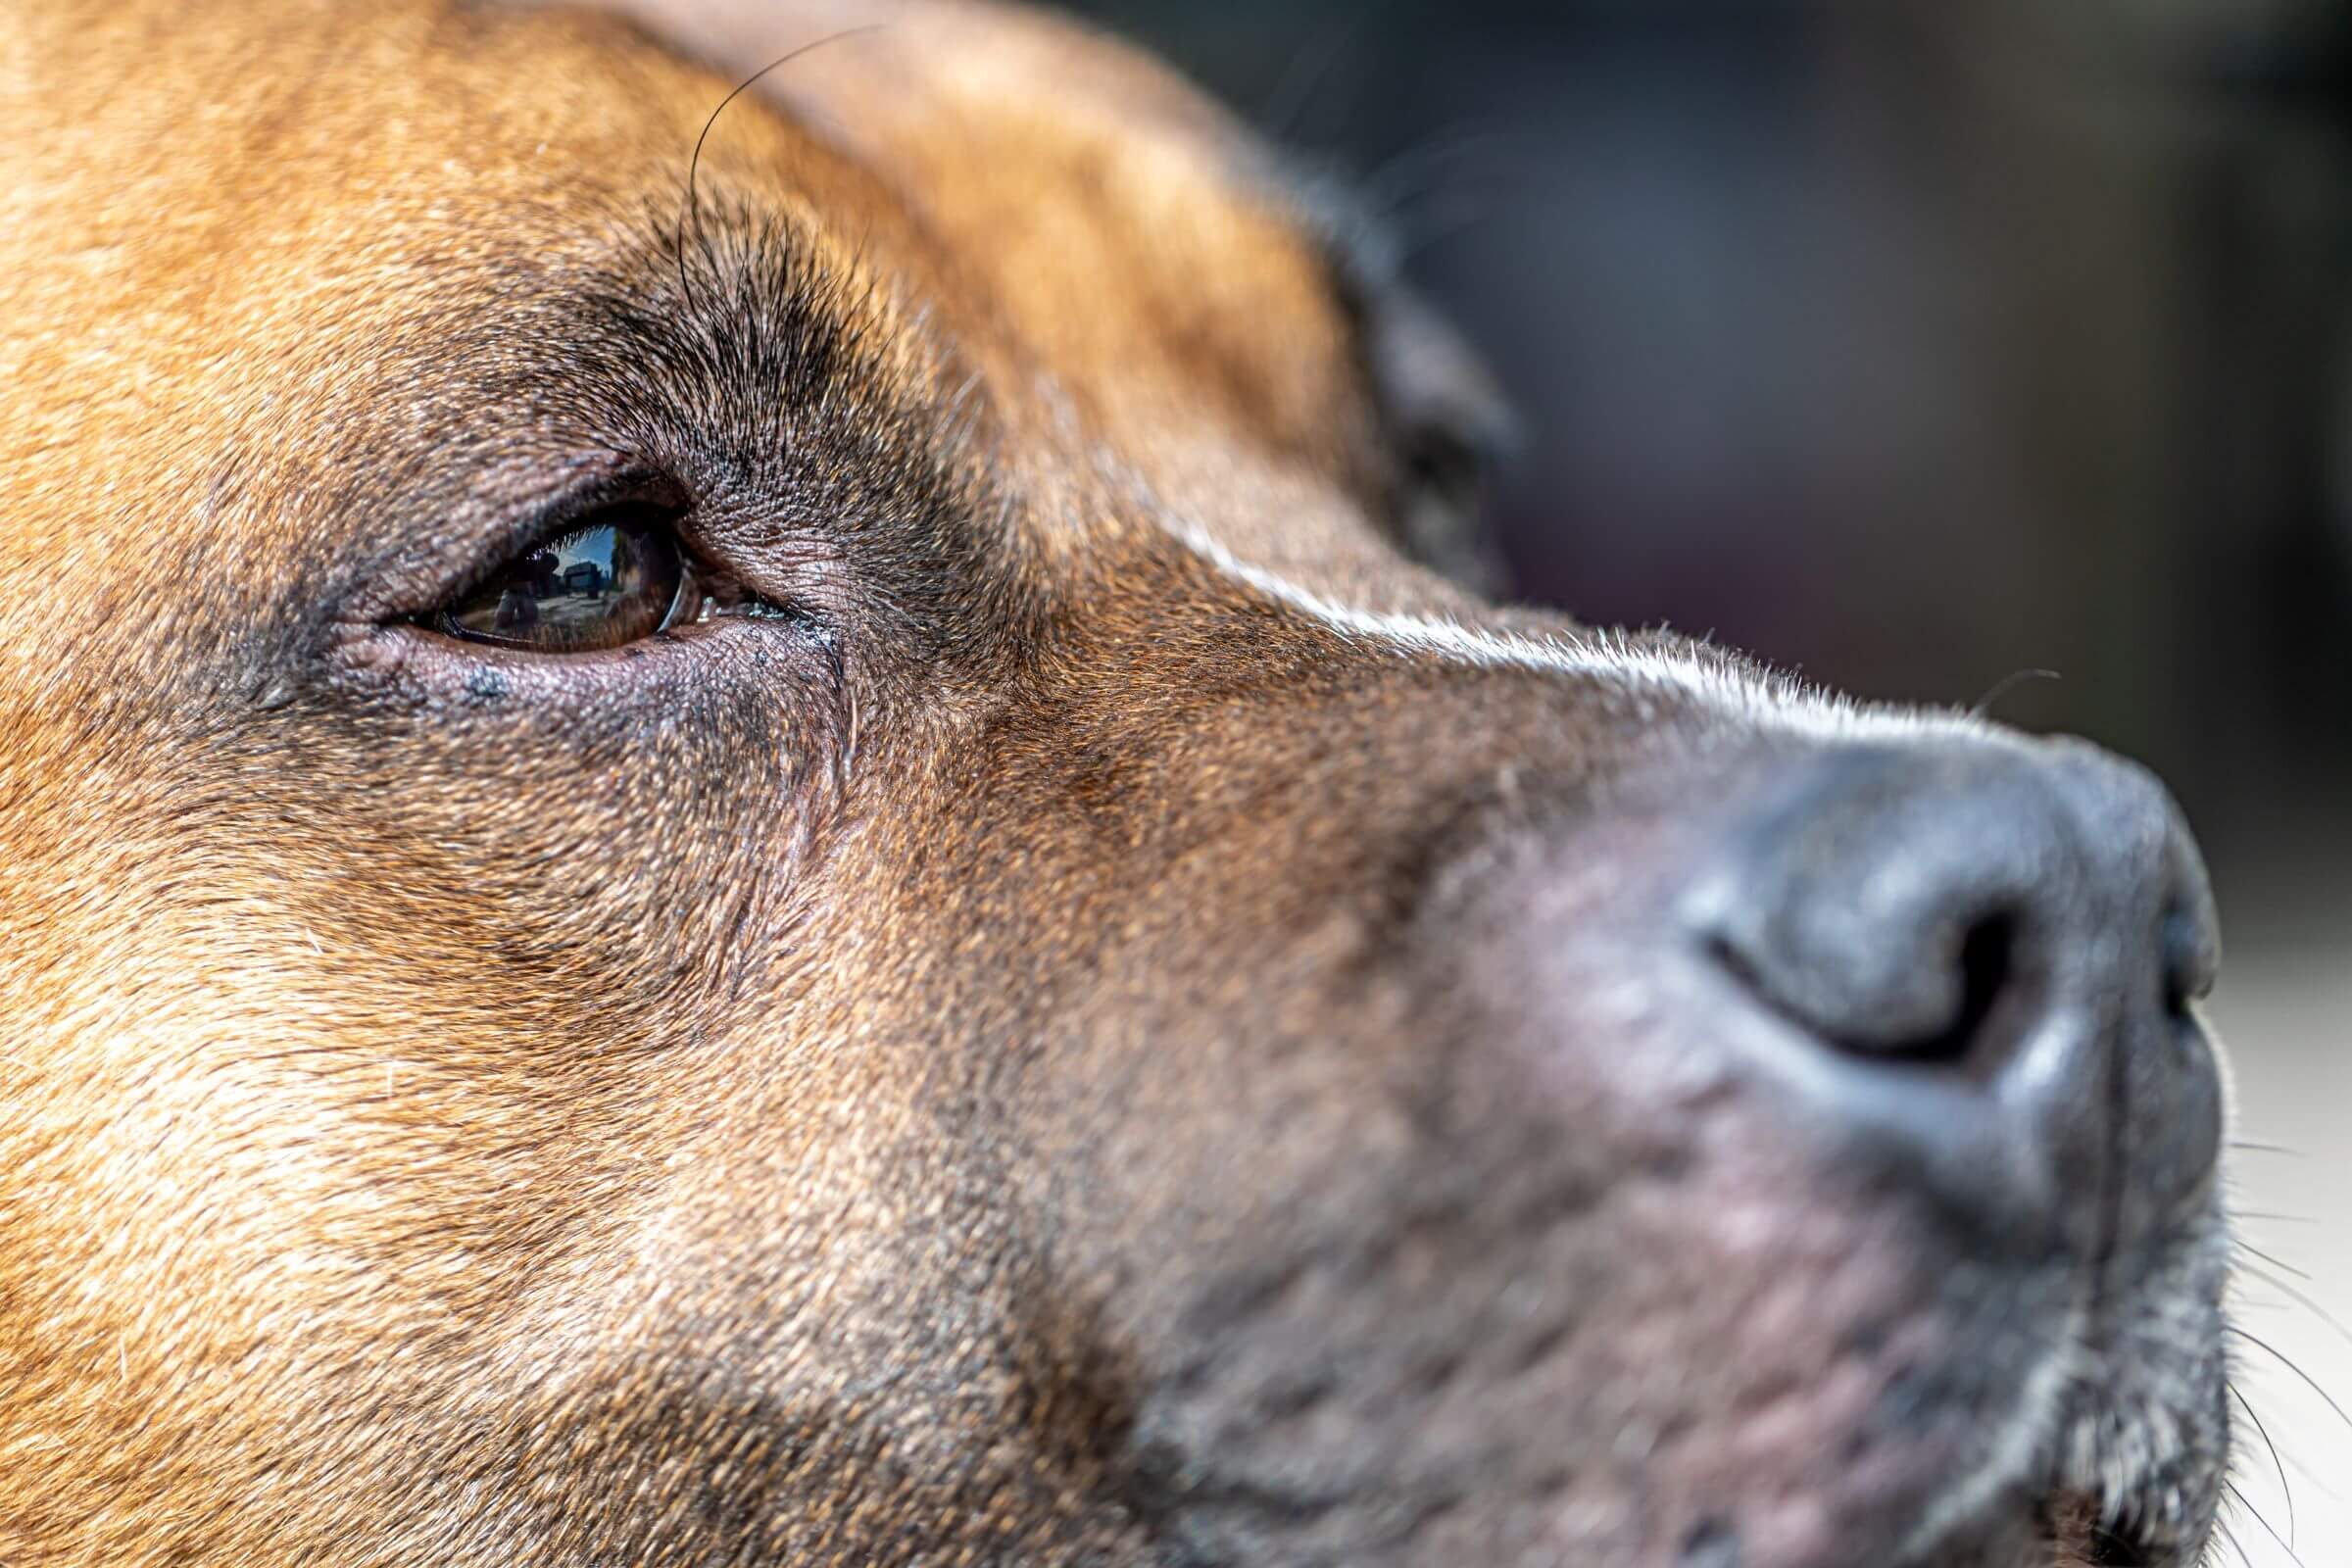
[271,205,1002,648]
[671,25,890,316]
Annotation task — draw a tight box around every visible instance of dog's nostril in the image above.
[1701,899,2027,1075]
[1682,747,2084,1081]
[1885,909,2017,1066]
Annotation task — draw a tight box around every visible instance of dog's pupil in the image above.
[431,508,685,653]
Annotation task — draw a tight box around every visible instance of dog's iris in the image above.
[423,506,690,653]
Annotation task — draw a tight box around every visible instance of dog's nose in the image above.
[1680,741,2222,1250]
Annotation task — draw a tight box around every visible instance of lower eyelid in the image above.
[693,602,807,623]
[679,564,805,625]
[332,611,828,710]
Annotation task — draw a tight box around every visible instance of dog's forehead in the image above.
[606,0,1382,478]
[0,0,1399,655]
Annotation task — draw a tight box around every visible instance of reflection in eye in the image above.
[426,507,695,653]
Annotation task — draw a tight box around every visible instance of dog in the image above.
[0,1,2234,1563]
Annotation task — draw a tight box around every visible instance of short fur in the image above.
[0,3,2230,1565]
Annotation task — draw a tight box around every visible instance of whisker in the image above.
[1393,197,1507,268]
[1361,127,1521,211]
[1969,666,2061,718]
[2229,1381,2295,1550]
[2224,1479,2304,1566]
[2236,1239,2314,1282]
[2233,1261,2352,1351]
[2230,1141,2307,1157]
[676,26,885,314]
[2278,1444,2344,1501]
[2211,1513,2252,1568]
[2229,1325,2352,1434]
[1259,21,1361,145]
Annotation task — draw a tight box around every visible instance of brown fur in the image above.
[0,3,2224,1565]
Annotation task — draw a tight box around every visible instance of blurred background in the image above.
[1056,0,2350,1558]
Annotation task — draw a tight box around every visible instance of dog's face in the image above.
[0,2,2232,1565]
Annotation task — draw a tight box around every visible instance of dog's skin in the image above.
[0,2,2234,1565]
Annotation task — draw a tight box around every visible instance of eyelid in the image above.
[416,507,806,660]
[312,462,842,714]
[429,469,696,619]
[324,463,677,635]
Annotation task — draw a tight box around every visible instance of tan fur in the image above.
[0,7,1453,1560]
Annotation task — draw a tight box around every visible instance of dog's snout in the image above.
[1681,741,2223,1248]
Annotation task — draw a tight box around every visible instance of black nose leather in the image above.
[1682,741,2222,1250]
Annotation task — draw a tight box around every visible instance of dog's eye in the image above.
[418,504,701,653]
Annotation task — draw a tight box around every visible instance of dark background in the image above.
[1062,0,2352,937]
[1052,4,2352,1520]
